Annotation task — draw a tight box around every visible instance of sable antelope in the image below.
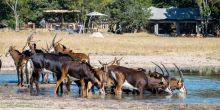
[49,35,90,63]
[55,61,102,97]
[154,62,187,93]
[29,52,77,95]
[85,57,123,95]
[29,42,86,95]
[152,62,187,94]
[5,46,31,86]
[162,63,187,94]
[23,34,54,84]
[99,61,172,95]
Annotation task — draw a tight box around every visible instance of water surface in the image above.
[0,71,220,103]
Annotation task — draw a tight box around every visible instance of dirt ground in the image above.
[1,55,220,110]
[2,54,220,71]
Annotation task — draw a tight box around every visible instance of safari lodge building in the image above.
[147,7,208,36]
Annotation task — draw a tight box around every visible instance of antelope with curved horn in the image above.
[86,57,123,94]
[173,63,187,94]
[49,34,90,63]
[22,33,51,84]
[159,63,187,94]
[6,46,31,86]
[22,33,34,51]
[22,32,41,52]
[98,61,172,95]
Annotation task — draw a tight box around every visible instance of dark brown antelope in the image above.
[98,61,172,95]
[54,61,102,97]
[5,46,31,86]
[23,34,54,84]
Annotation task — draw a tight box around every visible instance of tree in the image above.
[106,0,151,33]
[152,0,196,8]
[4,0,20,31]
[197,0,211,36]
[208,0,220,35]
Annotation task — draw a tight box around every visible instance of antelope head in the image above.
[48,34,64,53]
[98,60,114,84]
[5,46,16,57]
[173,63,187,94]
[150,62,172,94]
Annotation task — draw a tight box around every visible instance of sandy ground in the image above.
[2,54,220,72]
[1,54,220,109]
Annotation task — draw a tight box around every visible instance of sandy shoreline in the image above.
[0,96,219,110]
[1,54,220,73]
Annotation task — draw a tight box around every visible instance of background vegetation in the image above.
[1,31,220,57]
[0,0,219,33]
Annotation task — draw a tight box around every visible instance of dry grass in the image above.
[0,30,220,57]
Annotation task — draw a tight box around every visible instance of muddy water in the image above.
[0,71,220,103]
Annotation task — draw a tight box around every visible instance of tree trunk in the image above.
[15,14,19,32]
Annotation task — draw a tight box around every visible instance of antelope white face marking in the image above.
[110,71,117,81]
[179,85,187,93]
[177,92,186,98]
[165,85,173,95]
[48,47,55,53]
[99,88,105,95]
[23,45,31,51]
[122,80,138,91]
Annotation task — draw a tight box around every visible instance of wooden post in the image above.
[154,23,159,35]
[176,21,180,35]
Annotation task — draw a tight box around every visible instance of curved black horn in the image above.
[46,41,49,50]
[151,61,165,75]
[22,33,34,51]
[27,32,34,42]
[52,33,57,47]
[173,63,184,81]
[160,63,170,78]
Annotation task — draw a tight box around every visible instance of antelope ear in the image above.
[69,50,72,53]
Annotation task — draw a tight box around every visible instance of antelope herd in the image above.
[3,33,187,97]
